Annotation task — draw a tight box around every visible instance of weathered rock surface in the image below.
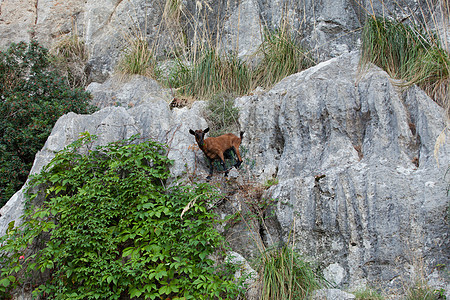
[0,51,449,298]
[227,251,260,300]
[86,75,171,109]
[311,288,356,300]
[1,0,443,82]
[235,51,449,296]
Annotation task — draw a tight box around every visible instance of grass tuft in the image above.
[116,37,156,77]
[404,280,444,300]
[361,15,449,116]
[255,245,325,300]
[203,92,240,136]
[172,49,251,99]
[252,24,315,89]
[51,34,89,88]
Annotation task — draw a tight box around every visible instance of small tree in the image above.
[0,40,96,207]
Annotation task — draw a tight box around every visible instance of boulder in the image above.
[86,74,171,109]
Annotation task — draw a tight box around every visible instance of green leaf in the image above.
[129,288,142,298]
[0,276,12,287]
[199,251,208,260]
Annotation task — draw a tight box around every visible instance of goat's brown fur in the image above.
[189,127,244,180]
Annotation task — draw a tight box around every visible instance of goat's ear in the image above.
[204,127,210,133]
[189,129,195,135]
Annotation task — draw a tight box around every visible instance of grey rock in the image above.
[0,187,27,239]
[221,0,263,62]
[311,288,356,300]
[83,0,164,81]
[236,51,449,294]
[86,74,171,109]
[235,90,285,183]
[227,251,260,300]
[0,0,34,49]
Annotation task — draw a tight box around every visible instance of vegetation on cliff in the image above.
[0,41,95,208]
[0,133,243,299]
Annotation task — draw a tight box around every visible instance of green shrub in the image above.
[0,133,243,299]
[0,40,95,208]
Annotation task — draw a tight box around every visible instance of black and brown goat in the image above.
[189,127,244,180]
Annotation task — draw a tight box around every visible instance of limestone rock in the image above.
[0,0,35,49]
[311,289,356,300]
[221,0,263,63]
[227,251,260,300]
[86,74,171,109]
[235,51,449,294]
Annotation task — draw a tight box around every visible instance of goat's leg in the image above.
[232,146,243,168]
[223,161,229,177]
[217,153,228,178]
[206,158,214,181]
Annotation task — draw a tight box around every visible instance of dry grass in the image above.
[51,33,89,88]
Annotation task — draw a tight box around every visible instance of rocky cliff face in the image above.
[236,51,449,295]
[1,51,448,298]
[0,0,449,298]
[1,0,443,82]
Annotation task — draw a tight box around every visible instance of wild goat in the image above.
[189,127,244,180]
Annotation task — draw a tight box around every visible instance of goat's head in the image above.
[189,127,209,147]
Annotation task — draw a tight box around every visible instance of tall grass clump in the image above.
[163,0,182,21]
[172,49,251,98]
[361,15,449,114]
[404,280,445,300]
[117,37,156,77]
[255,244,325,300]
[116,16,157,78]
[253,24,315,89]
[51,33,89,88]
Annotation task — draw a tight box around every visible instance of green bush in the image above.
[0,133,243,299]
[0,41,96,208]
